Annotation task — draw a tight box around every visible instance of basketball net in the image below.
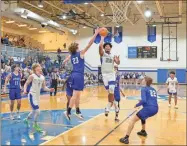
[109,1,131,24]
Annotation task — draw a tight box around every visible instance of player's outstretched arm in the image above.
[120,88,125,97]
[3,74,11,93]
[42,80,55,92]
[135,88,147,107]
[80,28,101,57]
[23,75,33,94]
[62,55,71,65]
[99,36,105,57]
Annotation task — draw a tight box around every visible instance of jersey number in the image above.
[15,81,19,86]
[150,90,157,97]
[72,57,79,64]
[105,58,112,63]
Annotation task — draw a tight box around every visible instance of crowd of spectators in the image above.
[1,34,42,51]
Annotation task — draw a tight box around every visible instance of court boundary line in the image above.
[94,108,140,146]
[40,113,104,145]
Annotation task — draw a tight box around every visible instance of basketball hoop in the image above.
[109,1,131,24]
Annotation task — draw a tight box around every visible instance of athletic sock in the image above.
[125,135,129,139]
[141,130,146,133]
[76,107,80,114]
[67,107,71,115]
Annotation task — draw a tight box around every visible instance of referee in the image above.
[50,68,60,96]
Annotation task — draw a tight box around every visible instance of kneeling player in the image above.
[119,76,158,144]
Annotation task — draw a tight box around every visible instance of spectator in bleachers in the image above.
[2,35,10,45]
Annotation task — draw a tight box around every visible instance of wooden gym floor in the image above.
[1,85,186,145]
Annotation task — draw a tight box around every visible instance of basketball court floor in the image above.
[1,85,186,145]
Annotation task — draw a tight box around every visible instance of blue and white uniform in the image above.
[100,52,115,92]
[9,73,21,100]
[28,74,45,110]
[70,52,85,91]
[136,86,158,120]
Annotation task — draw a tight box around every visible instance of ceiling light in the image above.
[18,24,27,27]
[116,25,120,28]
[144,9,152,18]
[152,24,156,27]
[83,26,87,28]
[39,30,47,33]
[100,14,104,17]
[6,20,15,24]
[38,0,43,8]
[29,27,37,30]
[137,1,144,4]
[84,2,89,5]
[62,15,67,19]
[21,10,28,19]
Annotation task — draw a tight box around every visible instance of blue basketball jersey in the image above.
[114,74,121,100]
[136,86,158,107]
[9,73,21,89]
[71,52,84,74]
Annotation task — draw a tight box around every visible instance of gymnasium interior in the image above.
[1,0,186,145]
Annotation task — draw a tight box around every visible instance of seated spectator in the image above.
[2,35,10,45]
[57,48,61,54]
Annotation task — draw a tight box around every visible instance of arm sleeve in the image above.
[136,88,147,107]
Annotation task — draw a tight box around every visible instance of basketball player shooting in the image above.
[99,34,120,118]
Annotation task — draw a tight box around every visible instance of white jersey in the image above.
[29,74,45,96]
[166,77,178,93]
[101,52,115,74]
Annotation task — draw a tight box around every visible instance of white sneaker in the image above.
[74,112,84,120]
[168,104,171,107]
[17,113,21,119]
[10,114,15,120]
[64,111,71,121]
[174,105,178,109]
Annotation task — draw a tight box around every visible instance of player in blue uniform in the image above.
[114,66,125,121]
[63,28,101,120]
[3,64,22,120]
[120,76,158,144]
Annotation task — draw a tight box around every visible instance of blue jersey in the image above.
[114,74,121,101]
[71,52,84,74]
[136,86,158,107]
[9,73,21,89]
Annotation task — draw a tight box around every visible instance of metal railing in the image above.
[1,44,44,59]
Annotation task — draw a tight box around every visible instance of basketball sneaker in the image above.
[74,112,84,120]
[17,112,21,119]
[115,112,120,122]
[23,118,30,127]
[137,130,147,137]
[174,105,178,109]
[119,137,129,144]
[105,108,109,117]
[33,123,43,133]
[10,113,15,120]
[64,111,71,121]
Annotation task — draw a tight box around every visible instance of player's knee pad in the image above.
[109,85,115,94]
[141,119,146,125]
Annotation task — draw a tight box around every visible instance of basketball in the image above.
[99,27,108,37]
